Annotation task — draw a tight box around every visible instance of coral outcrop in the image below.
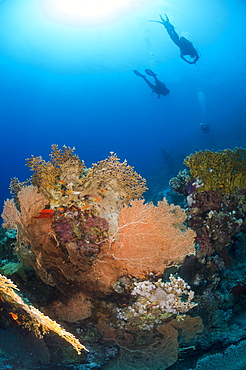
[1,145,199,369]
[170,148,246,256]
[2,146,195,295]
[184,148,246,194]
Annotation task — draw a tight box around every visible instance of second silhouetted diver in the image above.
[150,14,200,65]
[134,69,170,98]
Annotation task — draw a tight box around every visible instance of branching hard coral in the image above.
[49,144,80,165]
[75,152,148,233]
[78,152,147,204]
[184,148,246,193]
[0,273,87,354]
[25,147,147,235]
[26,145,84,200]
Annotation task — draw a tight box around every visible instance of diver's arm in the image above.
[181,51,199,64]
[180,55,193,64]
[191,52,200,64]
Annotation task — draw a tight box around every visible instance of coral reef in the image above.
[163,148,246,369]
[2,146,195,295]
[186,189,245,256]
[3,145,246,369]
[170,149,246,257]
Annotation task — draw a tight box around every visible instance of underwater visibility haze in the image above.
[0,0,245,204]
[0,0,246,369]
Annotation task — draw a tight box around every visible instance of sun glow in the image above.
[42,0,142,25]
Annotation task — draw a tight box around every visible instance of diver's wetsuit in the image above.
[134,69,170,98]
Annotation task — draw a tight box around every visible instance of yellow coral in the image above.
[184,148,246,193]
[26,145,84,200]
[78,152,147,203]
[25,146,147,216]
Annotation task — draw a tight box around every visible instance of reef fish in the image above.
[35,209,54,219]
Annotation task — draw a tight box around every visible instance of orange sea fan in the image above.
[91,198,196,290]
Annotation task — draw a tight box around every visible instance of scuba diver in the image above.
[150,14,200,65]
[199,122,210,133]
[133,69,170,98]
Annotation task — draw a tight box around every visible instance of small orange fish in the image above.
[35,209,54,219]
[9,312,18,320]
[93,195,101,202]
[81,205,90,210]
[57,206,65,211]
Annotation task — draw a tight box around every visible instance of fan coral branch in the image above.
[1,185,49,266]
[90,198,196,292]
[0,274,87,354]
[109,199,195,276]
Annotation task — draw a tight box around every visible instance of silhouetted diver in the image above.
[134,69,170,98]
[199,122,210,133]
[150,14,200,64]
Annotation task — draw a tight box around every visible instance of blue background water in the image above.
[0,0,246,210]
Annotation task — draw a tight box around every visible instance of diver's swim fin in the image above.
[145,69,157,77]
[133,70,145,78]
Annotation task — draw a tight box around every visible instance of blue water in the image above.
[0,0,246,210]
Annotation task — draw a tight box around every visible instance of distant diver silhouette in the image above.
[133,69,170,98]
[199,122,210,133]
[149,14,200,65]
